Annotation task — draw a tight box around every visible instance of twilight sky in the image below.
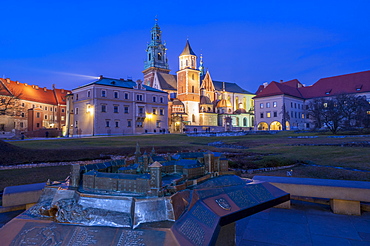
[1,1,369,93]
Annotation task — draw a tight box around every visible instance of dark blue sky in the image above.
[1,1,369,93]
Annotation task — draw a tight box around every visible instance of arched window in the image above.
[148,53,151,61]
[158,53,162,60]
[186,60,188,67]
[192,74,194,80]
[191,58,194,67]
[192,85,195,93]
[192,114,195,122]
[243,117,247,126]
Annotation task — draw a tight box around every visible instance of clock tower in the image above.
[142,19,170,87]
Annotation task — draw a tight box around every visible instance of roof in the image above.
[0,78,71,105]
[200,95,212,104]
[173,152,205,160]
[157,72,177,91]
[84,170,150,180]
[149,161,162,168]
[180,40,196,56]
[301,70,370,99]
[176,159,204,169]
[254,71,370,100]
[253,79,304,99]
[213,81,253,94]
[217,99,232,108]
[75,77,167,94]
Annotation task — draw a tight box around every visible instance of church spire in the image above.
[199,54,205,76]
[144,19,169,71]
[179,39,197,70]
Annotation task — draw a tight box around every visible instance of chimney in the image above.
[6,78,10,83]
[44,87,47,92]
[280,80,283,83]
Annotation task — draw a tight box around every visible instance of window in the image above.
[127,120,132,127]
[124,106,129,114]
[20,122,23,128]
[61,116,65,121]
[101,105,106,112]
[156,120,161,128]
[113,105,119,113]
[158,52,162,60]
[136,121,143,128]
[273,101,277,108]
[61,109,65,113]
[192,74,194,80]
[160,97,163,103]
[114,91,118,98]
[102,90,106,97]
[136,94,143,101]
[87,91,91,97]
[106,120,110,127]
[302,113,305,119]
[124,93,129,100]
[153,108,157,114]
[21,112,25,118]
[21,103,25,107]
[160,109,164,115]
[138,107,144,114]
[192,86,195,93]
[273,111,277,117]
[75,108,79,115]
[115,121,119,128]
[36,123,40,128]
[44,115,48,120]
[266,102,270,108]
[45,106,47,110]
[267,112,271,118]
[298,104,301,109]
[260,103,264,109]
[260,113,264,118]
[153,96,156,102]
[294,103,297,108]
[291,102,293,108]
[76,94,79,100]
[291,111,294,118]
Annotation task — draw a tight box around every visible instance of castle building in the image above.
[254,70,370,131]
[0,78,71,135]
[70,76,168,136]
[142,21,255,133]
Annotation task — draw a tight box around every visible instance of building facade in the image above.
[254,71,370,131]
[70,76,168,136]
[0,78,71,134]
[142,21,255,133]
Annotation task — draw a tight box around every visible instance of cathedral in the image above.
[142,20,255,133]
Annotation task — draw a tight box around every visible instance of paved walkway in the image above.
[236,200,370,246]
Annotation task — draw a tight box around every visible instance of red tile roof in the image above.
[300,70,370,99]
[0,78,71,105]
[253,79,303,99]
[254,70,370,100]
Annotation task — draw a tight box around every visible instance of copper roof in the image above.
[0,78,70,105]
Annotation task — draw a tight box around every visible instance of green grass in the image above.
[1,132,369,189]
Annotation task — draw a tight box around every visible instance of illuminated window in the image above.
[273,101,277,107]
[153,108,157,114]
[266,102,270,108]
[260,103,264,109]
[267,112,271,118]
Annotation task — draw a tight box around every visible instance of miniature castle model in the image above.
[77,143,229,196]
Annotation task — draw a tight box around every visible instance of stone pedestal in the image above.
[330,199,361,216]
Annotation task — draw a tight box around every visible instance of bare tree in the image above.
[307,94,370,134]
[0,82,22,117]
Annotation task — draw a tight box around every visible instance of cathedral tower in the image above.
[142,19,170,87]
[176,40,201,125]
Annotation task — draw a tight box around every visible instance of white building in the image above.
[69,77,168,136]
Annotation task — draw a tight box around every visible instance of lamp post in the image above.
[87,104,94,136]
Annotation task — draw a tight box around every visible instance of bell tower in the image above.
[142,19,170,87]
[176,40,201,125]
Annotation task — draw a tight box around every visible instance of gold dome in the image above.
[216,99,232,108]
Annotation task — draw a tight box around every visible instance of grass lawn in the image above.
[1,132,369,191]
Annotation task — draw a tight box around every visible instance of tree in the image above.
[307,94,370,134]
[0,81,22,131]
